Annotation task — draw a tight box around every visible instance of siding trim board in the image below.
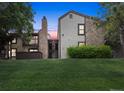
[84,17,87,45]
[59,10,92,20]
[58,16,61,58]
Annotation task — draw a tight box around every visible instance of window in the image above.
[69,14,73,19]
[12,38,17,44]
[8,50,11,58]
[29,48,38,52]
[29,35,38,45]
[78,42,85,46]
[11,49,16,57]
[78,24,85,35]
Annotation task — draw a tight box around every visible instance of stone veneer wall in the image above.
[85,18,105,46]
[38,16,48,59]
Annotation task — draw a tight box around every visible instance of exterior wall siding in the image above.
[59,11,105,59]
[11,37,38,52]
[59,13,85,58]
[11,38,23,51]
[85,18,104,45]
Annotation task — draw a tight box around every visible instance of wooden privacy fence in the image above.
[16,52,42,59]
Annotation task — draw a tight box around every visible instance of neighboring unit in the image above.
[4,16,58,59]
[6,16,48,59]
[58,11,104,58]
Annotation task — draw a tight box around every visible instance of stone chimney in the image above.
[38,16,48,59]
[42,16,47,34]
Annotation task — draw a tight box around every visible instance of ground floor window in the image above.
[11,48,17,57]
[78,42,85,46]
[29,48,38,52]
[8,50,11,58]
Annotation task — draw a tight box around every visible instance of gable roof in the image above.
[59,10,92,20]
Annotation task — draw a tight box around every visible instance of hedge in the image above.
[67,45,112,58]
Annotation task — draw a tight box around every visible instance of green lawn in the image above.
[0,59,124,91]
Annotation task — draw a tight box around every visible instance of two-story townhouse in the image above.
[6,16,59,59]
[58,10,105,58]
[6,16,48,59]
[2,10,105,59]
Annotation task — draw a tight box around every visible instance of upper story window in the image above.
[69,14,73,19]
[29,35,38,45]
[12,38,17,44]
[78,24,85,35]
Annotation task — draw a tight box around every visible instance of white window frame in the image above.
[78,24,85,35]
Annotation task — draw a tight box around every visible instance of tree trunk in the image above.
[119,30,124,57]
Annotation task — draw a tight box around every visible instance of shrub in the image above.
[96,45,112,58]
[67,45,112,58]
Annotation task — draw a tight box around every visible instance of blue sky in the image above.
[31,2,102,31]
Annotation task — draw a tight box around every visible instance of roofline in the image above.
[59,10,92,21]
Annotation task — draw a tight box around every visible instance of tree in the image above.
[0,2,34,56]
[98,2,124,55]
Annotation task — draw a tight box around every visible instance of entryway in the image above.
[48,40,58,58]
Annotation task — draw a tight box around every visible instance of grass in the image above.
[0,58,124,90]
